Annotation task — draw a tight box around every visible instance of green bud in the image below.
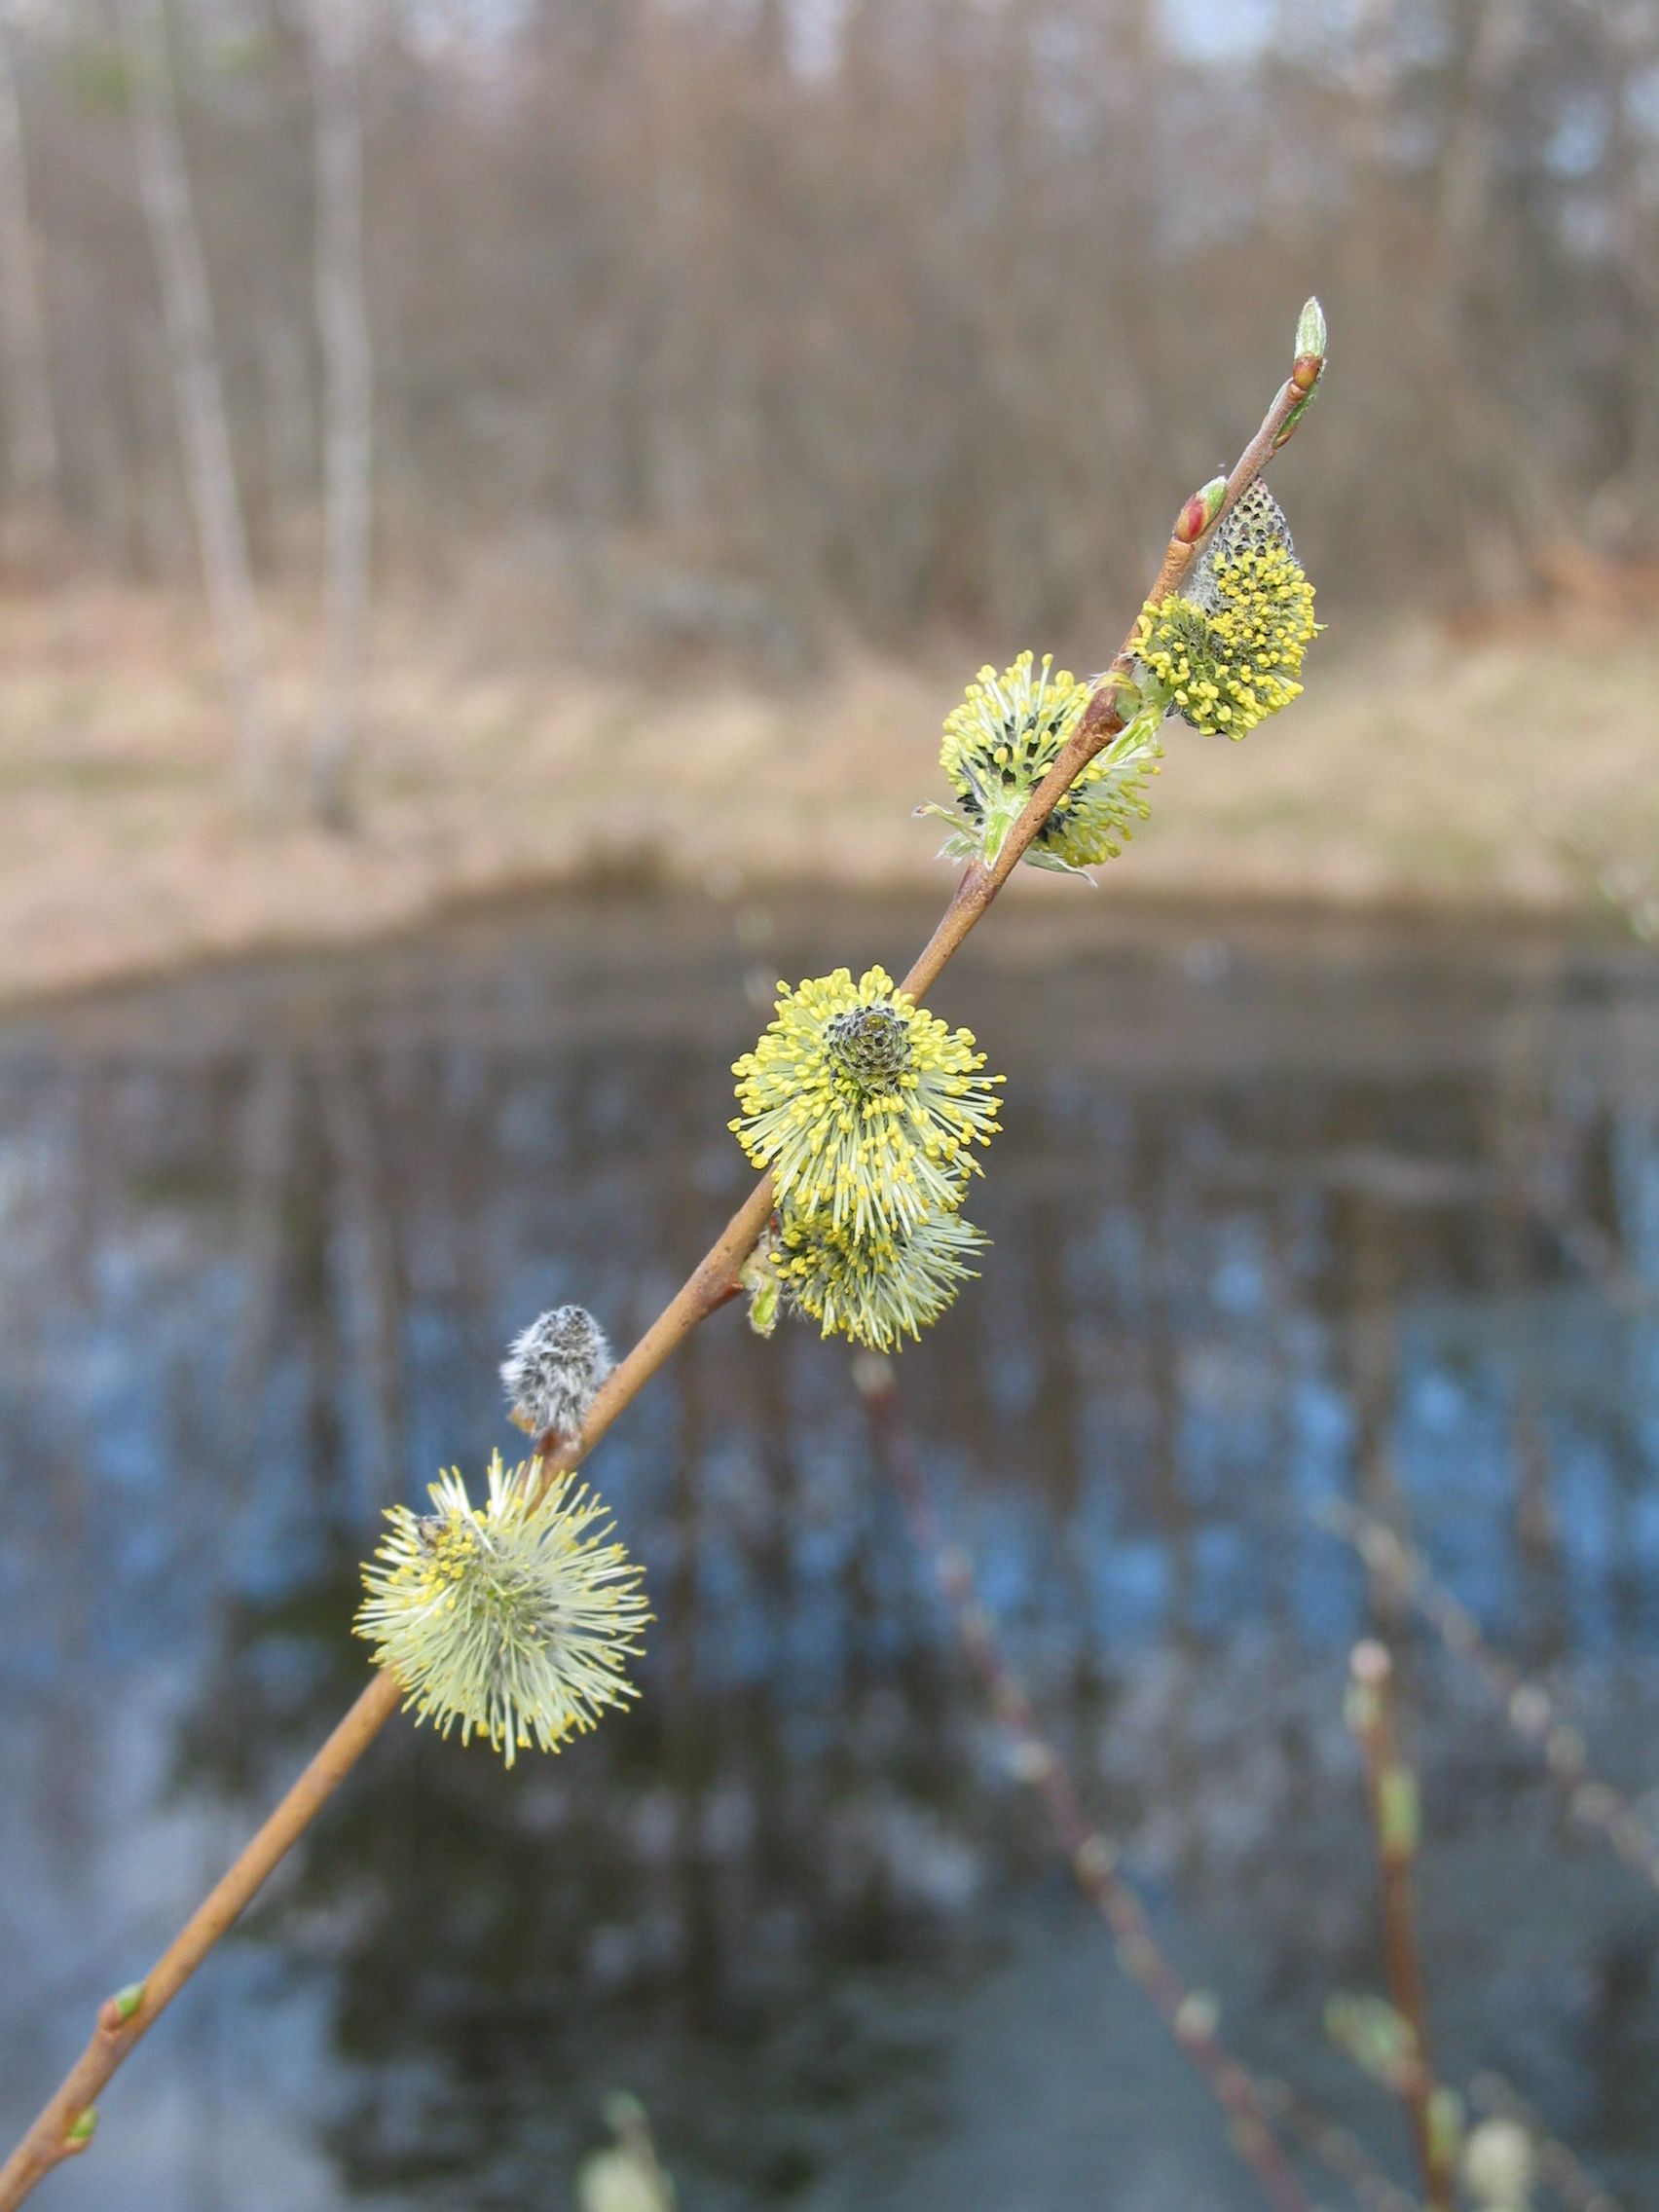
[1379,1763,1420,1860]
[1427,2086,1465,2169]
[103,1981,146,2028]
[65,2108,98,2150]
[1174,476,1229,545]
[745,1272,779,1338]
[740,1222,783,1339]
[1272,388,1315,449]
[1343,1677,1379,1738]
[1089,667,1144,724]
[1326,1993,1416,2085]
[1293,295,1327,383]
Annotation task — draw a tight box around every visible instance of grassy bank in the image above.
[0,580,1647,1005]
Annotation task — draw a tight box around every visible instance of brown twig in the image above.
[1326,1502,1659,1900]
[1347,1641,1456,2212]
[0,313,1323,2209]
[1254,2077,1422,2212]
[855,1358,1316,2212]
[0,1673,401,2207]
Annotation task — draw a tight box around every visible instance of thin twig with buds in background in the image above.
[0,304,1327,2210]
[1346,1641,1458,2212]
[852,1353,1316,2212]
[1325,1500,1659,1899]
[1467,2070,1624,2212]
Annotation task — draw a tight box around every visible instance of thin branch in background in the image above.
[1253,2078,1421,2212]
[852,1355,1316,2212]
[1326,1502,1659,1899]
[306,0,373,830]
[0,308,1324,2209]
[120,0,277,815]
[1346,1641,1457,2212]
[1468,2070,1625,2212]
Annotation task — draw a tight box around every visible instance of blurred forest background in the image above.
[3,0,1659,995]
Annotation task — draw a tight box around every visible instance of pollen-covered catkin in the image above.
[925,648,1161,874]
[730,966,1003,1236]
[356,1453,649,1764]
[1132,483,1317,739]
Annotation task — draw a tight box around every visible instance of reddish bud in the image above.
[1174,475,1228,544]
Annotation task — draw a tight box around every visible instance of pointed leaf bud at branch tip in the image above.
[1174,475,1228,545]
[1293,295,1326,387]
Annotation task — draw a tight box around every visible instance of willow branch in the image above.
[856,1361,1315,2212]
[1348,1641,1456,2212]
[0,314,1323,2210]
[0,1674,401,2208]
[899,361,1313,1000]
[1327,1500,1659,1899]
[1253,2078,1422,2212]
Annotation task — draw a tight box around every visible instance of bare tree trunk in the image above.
[307,0,373,830]
[121,0,277,812]
[0,14,56,507]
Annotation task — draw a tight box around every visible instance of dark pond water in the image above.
[3,894,1659,2211]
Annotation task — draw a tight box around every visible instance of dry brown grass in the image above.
[0,578,1646,1004]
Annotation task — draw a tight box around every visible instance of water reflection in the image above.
[2,899,1658,2208]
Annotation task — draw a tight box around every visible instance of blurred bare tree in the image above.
[306,0,371,827]
[0,10,57,513]
[4,0,1658,650]
[120,0,276,806]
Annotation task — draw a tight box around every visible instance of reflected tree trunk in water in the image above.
[1341,1188,1409,1637]
[1141,1113,1197,1646]
[748,1327,798,1905]
[230,1055,298,1460]
[1492,1068,1567,1666]
[1028,1170,1099,1710]
[661,1069,719,2026]
[318,1049,406,1508]
[289,1067,351,1540]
